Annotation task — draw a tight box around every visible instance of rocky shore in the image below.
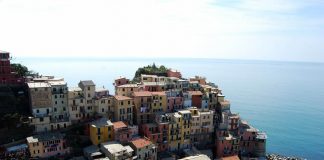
[266,154,306,160]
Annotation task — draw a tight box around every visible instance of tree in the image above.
[11,63,28,77]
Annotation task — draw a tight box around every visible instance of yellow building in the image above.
[189,107,214,148]
[113,95,134,125]
[151,92,167,113]
[167,112,183,151]
[89,118,114,145]
[133,91,153,125]
[178,110,191,149]
[116,84,139,97]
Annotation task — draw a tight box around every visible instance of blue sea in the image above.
[15,57,324,159]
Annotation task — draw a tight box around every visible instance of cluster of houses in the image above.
[25,71,266,160]
[1,51,267,159]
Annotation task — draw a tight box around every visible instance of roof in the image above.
[27,133,65,143]
[69,87,82,92]
[188,91,203,96]
[101,141,133,154]
[179,154,211,160]
[178,110,191,115]
[133,91,153,97]
[131,138,152,149]
[6,144,28,152]
[115,76,127,80]
[83,145,102,157]
[79,80,95,86]
[96,87,108,92]
[218,155,240,160]
[27,82,51,88]
[48,80,67,86]
[113,121,127,129]
[91,118,113,128]
[117,84,138,88]
[114,95,132,101]
[152,91,166,96]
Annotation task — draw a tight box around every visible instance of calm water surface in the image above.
[15,57,324,159]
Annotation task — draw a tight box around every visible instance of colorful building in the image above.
[116,84,139,97]
[166,90,184,112]
[188,91,203,108]
[113,121,137,144]
[189,107,214,149]
[133,91,154,125]
[167,69,182,79]
[130,138,157,160]
[89,118,114,145]
[113,95,134,125]
[26,133,69,158]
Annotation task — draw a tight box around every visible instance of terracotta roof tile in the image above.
[219,155,240,160]
[113,121,127,129]
[131,138,152,149]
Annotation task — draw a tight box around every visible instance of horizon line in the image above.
[12,56,324,64]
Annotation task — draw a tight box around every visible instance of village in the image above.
[0,51,266,160]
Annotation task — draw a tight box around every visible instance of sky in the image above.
[0,0,324,62]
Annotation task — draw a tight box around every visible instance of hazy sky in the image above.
[1,0,324,62]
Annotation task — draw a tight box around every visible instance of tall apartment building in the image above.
[78,80,96,118]
[28,77,71,132]
[113,95,133,125]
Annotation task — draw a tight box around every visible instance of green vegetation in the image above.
[11,63,38,77]
[133,63,168,82]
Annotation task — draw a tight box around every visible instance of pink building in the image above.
[215,130,239,158]
[113,121,137,144]
[166,91,184,112]
[26,133,69,158]
[239,121,267,157]
[167,69,182,78]
[141,122,169,152]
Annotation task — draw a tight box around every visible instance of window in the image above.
[55,101,57,105]
[121,101,124,105]
[36,109,39,113]
[61,101,64,104]
[40,117,44,122]
[63,107,66,111]
[88,86,90,90]
[88,94,90,98]
[128,101,130,105]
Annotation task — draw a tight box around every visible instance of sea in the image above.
[15,57,324,159]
